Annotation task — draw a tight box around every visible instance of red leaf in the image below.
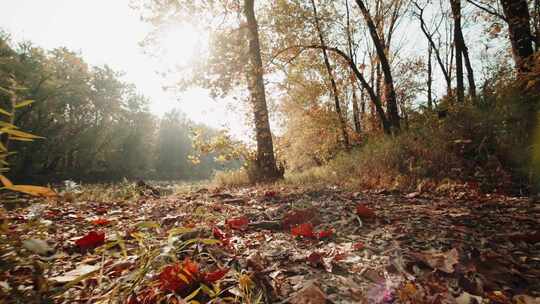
[182,257,199,276]
[213,226,231,246]
[75,231,105,250]
[213,226,227,239]
[291,223,315,238]
[264,191,277,198]
[317,228,333,239]
[307,252,322,266]
[159,264,186,292]
[282,208,319,230]
[353,242,365,250]
[203,268,229,284]
[226,216,249,230]
[159,259,200,293]
[91,218,110,226]
[356,204,375,219]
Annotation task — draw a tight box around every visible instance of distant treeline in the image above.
[0,31,238,183]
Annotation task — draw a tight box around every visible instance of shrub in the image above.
[211,168,251,188]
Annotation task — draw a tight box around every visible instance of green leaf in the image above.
[15,100,35,108]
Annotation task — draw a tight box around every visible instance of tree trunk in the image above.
[243,0,281,182]
[427,45,433,109]
[450,0,465,103]
[351,77,362,133]
[451,0,477,99]
[346,0,361,134]
[500,0,535,74]
[413,1,452,96]
[310,0,350,149]
[355,0,400,132]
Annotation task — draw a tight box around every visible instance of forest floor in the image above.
[1,184,540,303]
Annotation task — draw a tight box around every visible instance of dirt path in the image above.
[1,186,539,303]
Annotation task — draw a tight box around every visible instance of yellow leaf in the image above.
[15,100,34,108]
[8,136,34,142]
[0,108,11,117]
[5,185,57,197]
[0,121,16,129]
[1,128,43,139]
[0,174,13,187]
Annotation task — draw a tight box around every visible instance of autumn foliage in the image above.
[158,258,228,294]
[75,231,105,250]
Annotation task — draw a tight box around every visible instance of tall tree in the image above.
[310,0,350,149]
[450,0,477,100]
[500,0,535,74]
[450,0,465,102]
[244,0,282,181]
[355,0,400,132]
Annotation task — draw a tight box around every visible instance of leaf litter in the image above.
[0,184,539,303]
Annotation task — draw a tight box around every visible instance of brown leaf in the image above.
[412,248,459,274]
[289,281,327,304]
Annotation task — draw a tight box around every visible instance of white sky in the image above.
[0,0,249,138]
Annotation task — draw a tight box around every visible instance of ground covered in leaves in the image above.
[1,184,540,303]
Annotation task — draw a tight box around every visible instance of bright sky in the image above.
[0,0,248,138]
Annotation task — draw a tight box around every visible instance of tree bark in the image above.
[351,77,362,133]
[346,0,361,134]
[452,0,477,99]
[450,0,465,103]
[355,0,400,132]
[310,0,350,149]
[243,0,281,182]
[427,45,433,109]
[500,0,535,74]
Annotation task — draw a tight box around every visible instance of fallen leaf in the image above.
[226,216,249,230]
[307,252,323,267]
[289,281,326,304]
[291,223,315,238]
[316,228,333,239]
[75,231,105,250]
[264,190,277,198]
[353,242,365,250]
[22,239,54,256]
[91,218,110,226]
[514,295,540,304]
[412,248,459,274]
[49,264,100,283]
[159,259,199,293]
[203,268,229,284]
[356,203,375,219]
[282,208,319,230]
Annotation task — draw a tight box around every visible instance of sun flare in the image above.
[157,23,206,67]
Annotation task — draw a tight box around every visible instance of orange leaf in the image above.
[226,216,249,230]
[91,218,110,226]
[6,184,57,197]
[182,257,199,276]
[291,223,315,238]
[0,175,13,187]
